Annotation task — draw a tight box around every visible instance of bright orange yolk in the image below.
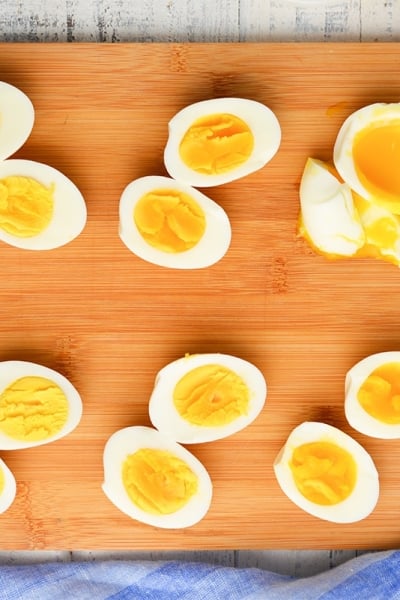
[179,113,254,175]
[173,364,249,427]
[357,362,400,424]
[134,188,206,253]
[122,448,198,515]
[353,122,400,211]
[0,176,54,237]
[290,441,357,505]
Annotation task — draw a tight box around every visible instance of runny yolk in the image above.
[0,176,54,237]
[173,364,249,427]
[179,113,254,175]
[353,121,400,208]
[357,362,400,424]
[290,441,357,505]
[134,188,206,253]
[122,448,198,515]
[0,376,69,441]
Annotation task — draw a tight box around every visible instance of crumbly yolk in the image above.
[0,376,69,441]
[122,448,198,515]
[357,362,400,424]
[173,364,249,427]
[290,441,357,505]
[134,188,206,253]
[0,466,4,495]
[0,176,54,237]
[353,121,400,212]
[179,113,254,175]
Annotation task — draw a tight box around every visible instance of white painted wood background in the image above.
[0,0,396,577]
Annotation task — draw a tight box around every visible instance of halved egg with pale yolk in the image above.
[345,352,400,438]
[274,421,379,523]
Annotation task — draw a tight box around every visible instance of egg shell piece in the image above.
[119,175,231,269]
[0,159,87,250]
[102,426,213,529]
[0,457,16,514]
[299,158,365,256]
[345,351,400,439]
[333,103,400,208]
[0,360,83,450]
[164,97,281,187]
[149,353,267,444]
[0,82,35,161]
[273,421,379,523]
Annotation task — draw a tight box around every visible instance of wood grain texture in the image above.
[0,43,400,551]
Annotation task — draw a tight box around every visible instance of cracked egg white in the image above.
[0,81,34,161]
[102,426,213,529]
[0,360,83,450]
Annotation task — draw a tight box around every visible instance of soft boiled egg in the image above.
[273,421,379,523]
[0,457,16,514]
[0,159,87,250]
[345,351,400,439]
[119,175,231,268]
[164,97,281,187]
[0,360,83,450]
[299,157,365,257]
[149,353,267,444]
[102,425,213,528]
[334,103,400,215]
[0,82,34,161]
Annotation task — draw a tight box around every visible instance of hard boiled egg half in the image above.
[334,103,400,215]
[164,97,281,187]
[149,353,267,444]
[0,360,83,450]
[345,351,400,439]
[273,421,379,523]
[119,175,231,268]
[102,425,213,528]
[0,457,16,514]
[0,81,34,161]
[0,159,87,250]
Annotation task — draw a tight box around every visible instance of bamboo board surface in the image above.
[1,42,400,550]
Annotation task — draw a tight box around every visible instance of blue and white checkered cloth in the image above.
[0,550,399,599]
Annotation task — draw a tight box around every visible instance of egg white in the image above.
[0,457,16,514]
[333,103,400,211]
[345,351,400,439]
[0,159,87,250]
[299,158,365,256]
[273,421,379,523]
[102,425,213,529]
[119,175,231,269]
[149,353,267,444]
[0,360,83,450]
[164,97,281,187]
[0,82,34,161]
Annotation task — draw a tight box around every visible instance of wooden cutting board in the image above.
[1,42,400,550]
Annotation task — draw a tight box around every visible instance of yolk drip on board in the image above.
[357,362,400,424]
[122,448,198,515]
[0,376,69,441]
[134,188,206,253]
[179,113,254,175]
[0,176,54,237]
[290,441,357,505]
[173,364,249,426]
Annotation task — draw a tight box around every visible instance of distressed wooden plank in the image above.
[72,550,235,565]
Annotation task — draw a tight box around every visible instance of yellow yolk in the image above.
[357,362,400,424]
[0,466,4,495]
[290,441,357,505]
[122,448,198,515]
[179,113,254,175]
[353,122,400,212]
[0,176,54,237]
[0,376,69,441]
[173,364,249,427]
[134,188,206,253]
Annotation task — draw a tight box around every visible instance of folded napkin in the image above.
[0,550,398,600]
